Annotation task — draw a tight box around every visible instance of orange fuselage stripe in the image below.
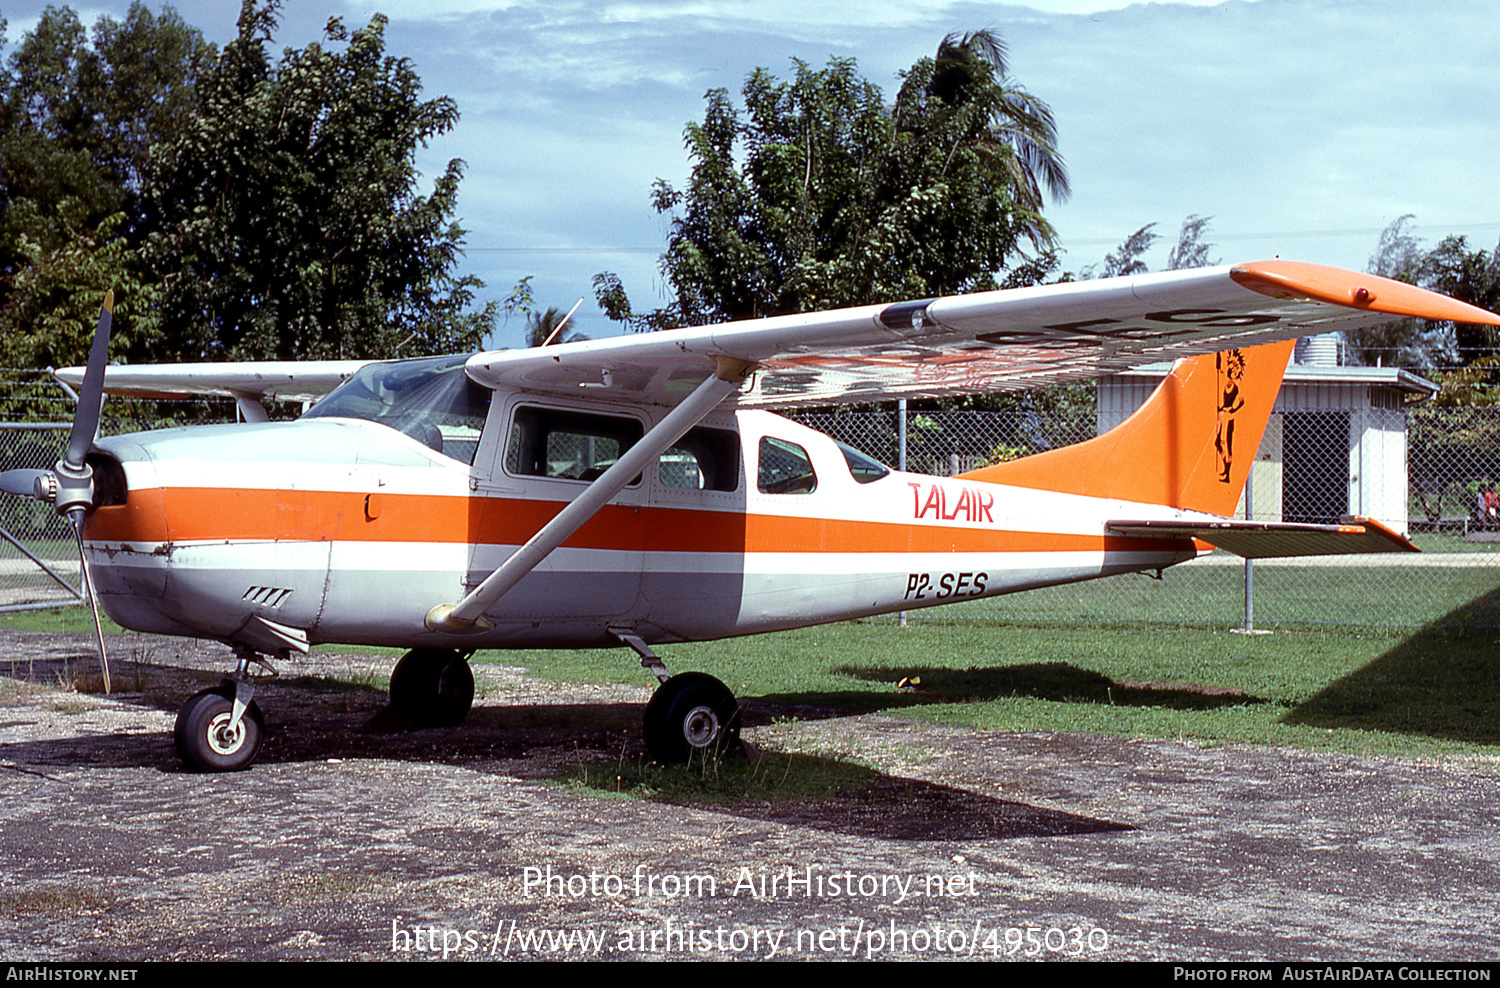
[84,487,1185,556]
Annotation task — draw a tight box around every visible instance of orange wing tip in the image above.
[1231,260,1500,326]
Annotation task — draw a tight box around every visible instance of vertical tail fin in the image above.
[960,339,1294,516]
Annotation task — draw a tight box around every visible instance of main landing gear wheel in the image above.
[390,648,474,728]
[174,686,265,773]
[643,672,741,763]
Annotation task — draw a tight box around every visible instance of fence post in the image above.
[898,399,907,629]
[1237,463,1268,634]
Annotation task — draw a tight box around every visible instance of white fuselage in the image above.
[84,396,1199,654]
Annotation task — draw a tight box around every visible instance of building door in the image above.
[1283,411,1349,524]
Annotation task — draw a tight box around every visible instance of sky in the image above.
[2,0,1497,348]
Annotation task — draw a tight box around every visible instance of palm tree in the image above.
[525,307,589,347]
[924,30,1070,247]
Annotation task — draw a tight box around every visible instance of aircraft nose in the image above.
[83,437,166,546]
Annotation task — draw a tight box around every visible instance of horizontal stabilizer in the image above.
[1105,516,1419,558]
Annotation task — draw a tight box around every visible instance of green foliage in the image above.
[146,1,494,361]
[596,30,1066,330]
[0,1,493,370]
[1166,214,1216,270]
[0,2,206,367]
[524,307,588,347]
[499,276,588,347]
[1420,234,1500,365]
[1407,391,1500,521]
[1346,216,1500,371]
[1090,223,1157,279]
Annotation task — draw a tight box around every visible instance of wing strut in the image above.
[425,356,756,634]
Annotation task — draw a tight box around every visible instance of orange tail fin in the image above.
[960,340,1294,516]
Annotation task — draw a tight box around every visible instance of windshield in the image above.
[301,354,492,465]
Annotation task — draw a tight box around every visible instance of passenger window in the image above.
[506,407,644,482]
[659,428,740,492]
[836,441,890,484]
[757,437,817,495]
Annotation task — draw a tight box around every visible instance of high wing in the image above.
[463,261,1500,408]
[57,261,1500,409]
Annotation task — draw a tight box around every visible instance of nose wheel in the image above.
[389,648,475,728]
[175,686,265,772]
[643,672,742,763]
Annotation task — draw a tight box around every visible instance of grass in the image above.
[498,619,1500,761]
[0,885,110,917]
[282,870,382,902]
[1407,531,1500,553]
[906,559,1500,630]
[6,575,1500,767]
[0,607,125,635]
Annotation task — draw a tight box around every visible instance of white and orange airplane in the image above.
[4,260,1496,772]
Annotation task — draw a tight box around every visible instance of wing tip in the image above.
[1231,260,1500,326]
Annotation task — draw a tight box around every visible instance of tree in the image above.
[1343,217,1500,372]
[1166,214,1216,270]
[595,31,1065,331]
[924,30,1069,248]
[1419,234,1500,365]
[524,308,588,347]
[0,1,492,368]
[498,275,588,346]
[145,0,495,361]
[0,3,208,367]
[1343,216,1444,369]
[1093,223,1158,279]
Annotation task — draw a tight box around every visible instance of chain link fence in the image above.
[3,367,1497,630]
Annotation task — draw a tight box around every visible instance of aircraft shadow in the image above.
[749,661,1265,720]
[1284,581,1500,743]
[0,659,1130,842]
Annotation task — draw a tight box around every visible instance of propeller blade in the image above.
[0,468,49,499]
[65,292,113,472]
[67,507,110,694]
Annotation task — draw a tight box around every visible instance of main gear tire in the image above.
[642,672,741,763]
[390,649,474,728]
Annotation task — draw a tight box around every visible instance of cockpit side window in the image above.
[301,354,492,465]
[505,406,644,482]
[757,437,817,495]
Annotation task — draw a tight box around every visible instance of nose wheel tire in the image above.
[643,672,741,763]
[390,649,474,728]
[175,687,265,772]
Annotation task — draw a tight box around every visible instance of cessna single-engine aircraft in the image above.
[5,261,1497,772]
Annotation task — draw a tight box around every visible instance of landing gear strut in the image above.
[389,648,474,728]
[611,629,741,763]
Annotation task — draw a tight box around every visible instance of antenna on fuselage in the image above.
[541,297,586,346]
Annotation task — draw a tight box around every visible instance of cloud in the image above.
[4,0,1491,342]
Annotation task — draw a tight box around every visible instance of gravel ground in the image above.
[1,628,1497,962]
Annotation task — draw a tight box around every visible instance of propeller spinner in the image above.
[0,293,116,692]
